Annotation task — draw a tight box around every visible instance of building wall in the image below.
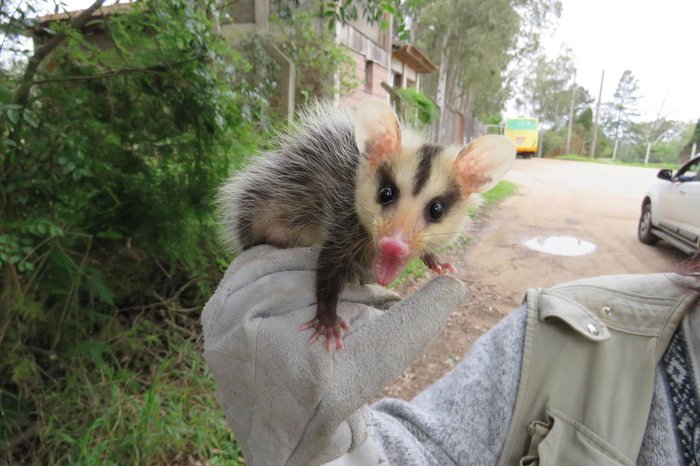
[390,57,419,88]
[341,48,389,108]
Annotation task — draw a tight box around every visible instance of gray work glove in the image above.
[202,245,466,466]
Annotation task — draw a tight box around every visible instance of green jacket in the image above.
[498,273,699,466]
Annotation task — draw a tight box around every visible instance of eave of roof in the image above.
[37,3,133,25]
[392,44,438,73]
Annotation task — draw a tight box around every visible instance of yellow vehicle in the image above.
[504,117,539,158]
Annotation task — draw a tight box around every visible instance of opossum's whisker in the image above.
[389,205,397,224]
[421,231,465,238]
[357,204,378,222]
[411,212,421,233]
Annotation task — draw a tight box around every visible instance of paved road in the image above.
[385,157,688,400]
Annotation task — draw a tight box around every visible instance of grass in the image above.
[555,154,676,170]
[3,323,244,465]
[480,179,517,209]
[392,180,517,286]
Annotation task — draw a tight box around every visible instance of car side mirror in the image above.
[657,169,672,181]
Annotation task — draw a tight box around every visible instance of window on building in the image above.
[393,72,403,89]
[365,61,374,91]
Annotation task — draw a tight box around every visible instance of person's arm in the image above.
[363,305,525,465]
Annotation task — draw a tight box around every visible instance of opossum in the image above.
[218,100,515,351]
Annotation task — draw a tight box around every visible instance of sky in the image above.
[537,0,699,123]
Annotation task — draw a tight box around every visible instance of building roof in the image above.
[392,44,438,73]
[37,3,133,24]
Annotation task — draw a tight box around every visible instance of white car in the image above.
[638,155,700,254]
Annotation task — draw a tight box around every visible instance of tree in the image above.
[603,69,640,159]
[415,0,561,140]
[621,119,684,164]
[516,48,577,129]
[682,118,700,157]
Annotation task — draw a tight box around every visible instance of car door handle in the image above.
[679,189,686,194]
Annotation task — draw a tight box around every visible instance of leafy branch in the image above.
[13,0,107,107]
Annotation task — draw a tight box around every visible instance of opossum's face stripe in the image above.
[413,143,442,196]
[356,138,478,262]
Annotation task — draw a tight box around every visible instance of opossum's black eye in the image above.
[429,201,444,221]
[379,186,395,204]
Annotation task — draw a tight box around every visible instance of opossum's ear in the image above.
[455,135,516,194]
[354,99,401,165]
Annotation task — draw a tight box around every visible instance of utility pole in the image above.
[565,72,576,154]
[589,70,605,159]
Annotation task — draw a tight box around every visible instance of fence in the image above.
[434,107,485,145]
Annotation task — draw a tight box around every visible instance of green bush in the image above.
[396,87,439,128]
[0,1,268,462]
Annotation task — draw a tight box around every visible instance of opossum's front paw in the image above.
[422,253,458,276]
[299,316,350,352]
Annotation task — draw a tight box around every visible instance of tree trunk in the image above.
[644,142,651,165]
[565,73,576,154]
[589,70,604,159]
[435,34,450,143]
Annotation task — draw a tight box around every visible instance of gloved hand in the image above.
[202,245,466,466]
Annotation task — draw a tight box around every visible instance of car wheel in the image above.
[638,203,659,245]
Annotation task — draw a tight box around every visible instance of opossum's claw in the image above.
[422,253,457,276]
[301,316,349,352]
[444,263,458,274]
[299,318,319,332]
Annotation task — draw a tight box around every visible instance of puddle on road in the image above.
[523,235,596,257]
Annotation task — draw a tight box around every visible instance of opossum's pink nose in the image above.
[378,233,409,257]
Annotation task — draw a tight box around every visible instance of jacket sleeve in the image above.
[367,305,527,465]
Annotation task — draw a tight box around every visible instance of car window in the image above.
[676,159,700,181]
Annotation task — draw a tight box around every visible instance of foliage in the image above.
[516,48,589,129]
[417,0,515,118]
[274,11,358,105]
[240,10,358,108]
[270,0,419,41]
[322,0,420,42]
[0,0,269,462]
[484,115,503,125]
[395,87,438,127]
[602,70,640,143]
[618,119,689,164]
[416,0,560,120]
[682,118,700,157]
